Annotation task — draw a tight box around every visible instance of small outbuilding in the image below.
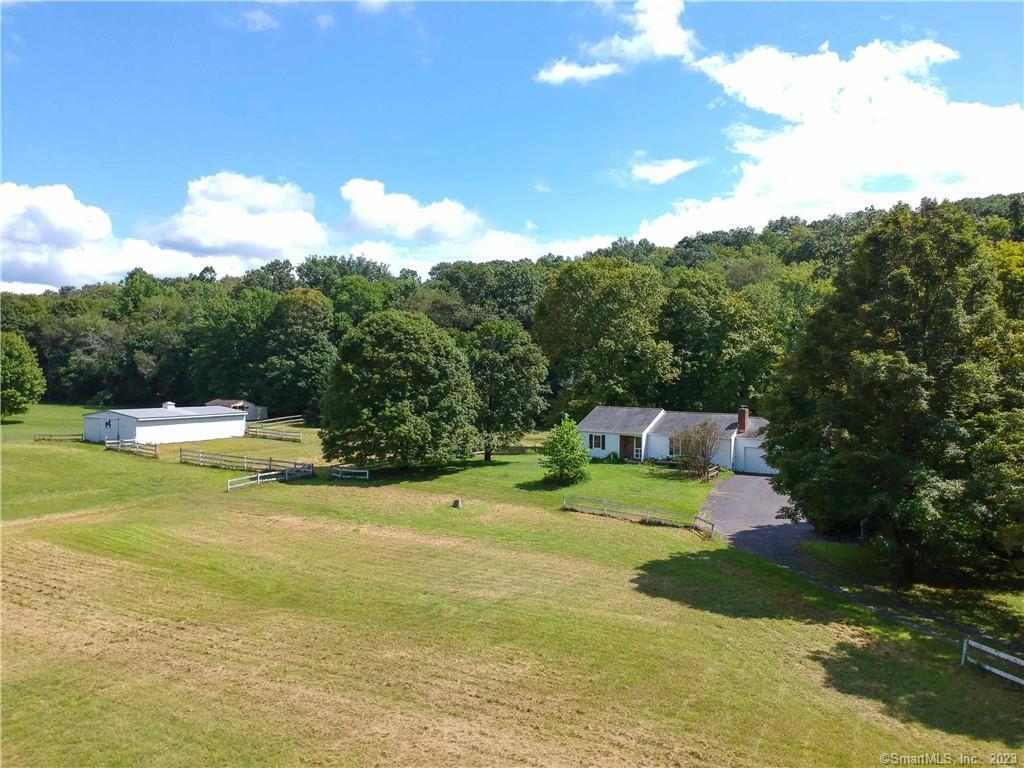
[83,402,247,445]
[205,398,268,421]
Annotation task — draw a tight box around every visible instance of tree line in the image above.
[2,192,1022,581]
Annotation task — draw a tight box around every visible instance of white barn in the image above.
[577,405,776,475]
[83,402,247,445]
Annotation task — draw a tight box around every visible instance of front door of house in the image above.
[619,435,640,461]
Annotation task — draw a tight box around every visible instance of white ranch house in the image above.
[83,402,247,445]
[578,405,776,475]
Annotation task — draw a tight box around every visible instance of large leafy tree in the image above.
[535,257,676,416]
[658,270,773,412]
[765,201,1024,582]
[320,310,479,468]
[464,318,548,460]
[262,288,338,419]
[191,288,280,403]
[1,332,46,417]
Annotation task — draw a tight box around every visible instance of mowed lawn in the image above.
[2,406,1021,767]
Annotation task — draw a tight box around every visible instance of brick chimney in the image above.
[737,405,749,433]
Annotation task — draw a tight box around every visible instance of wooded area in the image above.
[3,191,1023,581]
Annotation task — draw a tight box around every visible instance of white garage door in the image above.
[742,446,774,475]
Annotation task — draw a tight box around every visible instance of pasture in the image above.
[2,405,1021,766]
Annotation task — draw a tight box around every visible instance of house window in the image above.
[588,434,605,450]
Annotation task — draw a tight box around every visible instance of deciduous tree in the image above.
[1,332,46,417]
[320,311,479,468]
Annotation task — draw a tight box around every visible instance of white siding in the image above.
[644,432,734,467]
[645,434,670,460]
[133,415,246,445]
[583,432,619,459]
[734,437,776,474]
[83,413,133,443]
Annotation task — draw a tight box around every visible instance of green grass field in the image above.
[2,405,1021,766]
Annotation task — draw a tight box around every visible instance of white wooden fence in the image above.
[562,494,715,538]
[225,464,314,491]
[245,425,303,442]
[104,439,158,458]
[252,414,304,426]
[330,466,370,481]
[961,638,1024,686]
[179,448,312,474]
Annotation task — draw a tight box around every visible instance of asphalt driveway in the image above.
[701,475,819,568]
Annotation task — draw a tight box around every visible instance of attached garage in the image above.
[737,443,774,475]
[83,402,247,445]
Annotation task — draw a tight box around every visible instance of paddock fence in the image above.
[245,425,303,442]
[179,448,313,475]
[329,466,370,481]
[252,414,305,427]
[33,433,83,442]
[225,464,314,491]
[961,638,1024,686]
[562,494,716,538]
[104,439,158,459]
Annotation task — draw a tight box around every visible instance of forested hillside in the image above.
[3,193,1022,421]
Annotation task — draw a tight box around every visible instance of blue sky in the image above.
[2,1,1022,290]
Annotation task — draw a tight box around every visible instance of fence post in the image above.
[961,638,969,666]
[244,457,248,471]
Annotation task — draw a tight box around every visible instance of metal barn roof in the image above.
[85,405,245,421]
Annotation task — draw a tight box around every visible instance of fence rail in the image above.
[245,425,303,442]
[225,464,314,491]
[961,638,1024,686]
[33,433,82,442]
[330,466,370,481]
[252,414,304,426]
[562,494,715,538]
[179,448,313,475]
[104,439,158,458]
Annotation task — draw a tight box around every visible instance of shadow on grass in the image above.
[632,549,1024,745]
[294,459,518,488]
[514,478,563,492]
[1,418,25,425]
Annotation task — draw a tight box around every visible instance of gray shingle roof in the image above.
[577,405,769,437]
[90,405,246,421]
[649,411,737,437]
[577,406,664,435]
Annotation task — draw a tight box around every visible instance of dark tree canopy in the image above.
[535,257,676,416]
[262,288,337,418]
[765,201,1024,581]
[320,310,479,468]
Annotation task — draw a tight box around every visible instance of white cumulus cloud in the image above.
[638,39,1024,243]
[155,172,328,260]
[535,0,696,85]
[340,178,485,241]
[1,174,328,291]
[586,0,696,64]
[630,156,701,185]
[535,58,623,85]
[315,12,334,30]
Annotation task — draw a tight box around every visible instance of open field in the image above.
[2,405,1022,766]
